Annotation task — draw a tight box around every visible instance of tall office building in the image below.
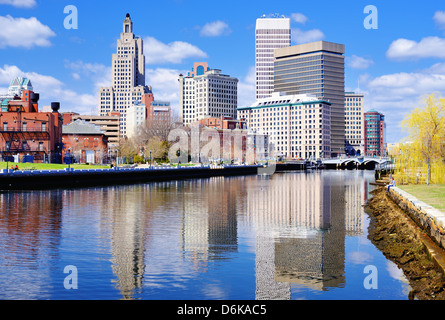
[364,110,386,157]
[345,92,364,156]
[274,41,346,157]
[99,13,151,137]
[255,15,291,100]
[179,62,238,125]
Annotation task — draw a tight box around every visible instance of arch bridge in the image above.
[322,156,390,170]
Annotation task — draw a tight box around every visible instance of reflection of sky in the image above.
[0,171,411,300]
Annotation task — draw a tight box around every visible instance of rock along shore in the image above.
[365,187,445,300]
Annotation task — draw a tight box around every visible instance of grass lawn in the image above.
[398,184,445,212]
[0,162,111,171]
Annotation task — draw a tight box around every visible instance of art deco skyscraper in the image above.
[99,13,151,136]
[255,15,291,101]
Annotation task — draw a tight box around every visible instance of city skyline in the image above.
[0,0,445,144]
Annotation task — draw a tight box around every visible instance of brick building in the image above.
[196,116,247,130]
[62,119,108,164]
[62,112,120,151]
[0,89,63,163]
[364,110,386,157]
[193,117,268,164]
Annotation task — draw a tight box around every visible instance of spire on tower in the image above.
[123,13,133,34]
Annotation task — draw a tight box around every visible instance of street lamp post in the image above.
[5,143,10,173]
[68,148,71,171]
[149,150,152,169]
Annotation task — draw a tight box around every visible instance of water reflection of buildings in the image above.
[245,171,364,299]
[96,178,243,299]
[180,177,242,264]
[344,171,369,236]
[96,171,368,300]
[0,191,63,299]
[0,170,371,300]
[93,185,160,300]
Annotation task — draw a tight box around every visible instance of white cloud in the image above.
[359,69,445,142]
[290,13,308,25]
[0,15,55,49]
[423,62,445,74]
[146,68,184,107]
[0,0,36,8]
[433,10,445,29]
[237,66,255,107]
[199,21,231,37]
[143,36,207,64]
[0,64,97,115]
[291,28,325,45]
[346,55,374,69]
[386,36,445,60]
[64,60,111,90]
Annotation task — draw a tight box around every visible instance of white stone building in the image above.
[237,92,331,160]
[126,101,146,140]
[179,62,238,125]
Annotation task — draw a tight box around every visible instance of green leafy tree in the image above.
[397,94,445,185]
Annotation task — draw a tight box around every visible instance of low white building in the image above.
[237,92,331,160]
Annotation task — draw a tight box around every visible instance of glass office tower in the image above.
[274,41,345,157]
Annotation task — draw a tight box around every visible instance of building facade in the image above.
[147,101,171,128]
[344,92,364,156]
[99,13,151,137]
[274,41,345,157]
[126,93,172,140]
[255,15,291,100]
[191,120,268,164]
[62,119,108,164]
[364,110,386,157]
[237,92,331,160]
[126,101,147,140]
[1,77,34,112]
[179,62,238,125]
[62,113,120,152]
[0,89,63,163]
[196,116,247,130]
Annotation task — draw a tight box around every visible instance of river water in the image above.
[0,170,411,300]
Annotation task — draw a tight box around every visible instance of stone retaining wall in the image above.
[388,186,445,250]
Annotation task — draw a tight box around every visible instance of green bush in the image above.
[133,155,143,163]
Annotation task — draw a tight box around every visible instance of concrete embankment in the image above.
[388,186,445,251]
[0,165,264,190]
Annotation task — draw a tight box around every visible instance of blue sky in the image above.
[1,0,445,143]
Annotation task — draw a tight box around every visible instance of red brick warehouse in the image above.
[0,89,63,163]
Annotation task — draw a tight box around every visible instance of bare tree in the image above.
[137,108,180,144]
[144,136,169,162]
[118,138,138,163]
